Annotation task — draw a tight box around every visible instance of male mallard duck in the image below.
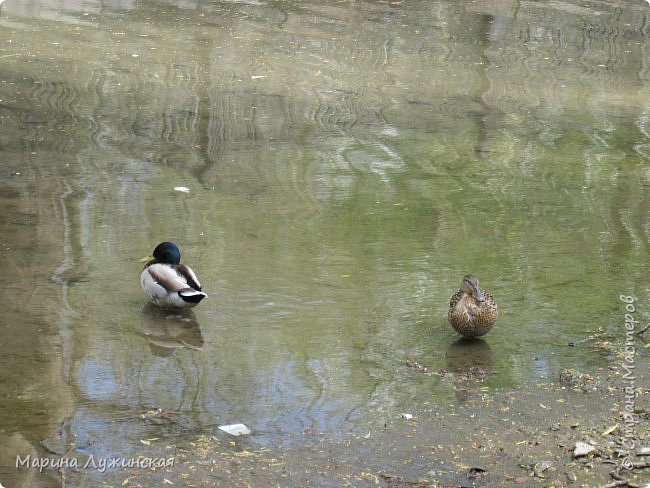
[140,242,207,308]
[448,274,497,338]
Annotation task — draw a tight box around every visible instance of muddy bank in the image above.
[46,354,648,488]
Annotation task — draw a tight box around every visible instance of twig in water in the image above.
[635,323,649,335]
[599,480,629,488]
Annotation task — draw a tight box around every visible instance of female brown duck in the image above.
[448,274,498,338]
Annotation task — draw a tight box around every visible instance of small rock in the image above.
[532,460,554,477]
[573,441,596,457]
[637,446,650,456]
[613,448,631,458]
[467,466,487,478]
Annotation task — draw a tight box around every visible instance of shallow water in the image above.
[0,0,648,484]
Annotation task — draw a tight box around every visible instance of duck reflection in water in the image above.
[443,338,496,402]
[140,303,204,356]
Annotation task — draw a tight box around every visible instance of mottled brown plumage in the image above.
[448,275,498,338]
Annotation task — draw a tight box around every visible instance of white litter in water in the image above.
[218,423,251,436]
[174,186,191,193]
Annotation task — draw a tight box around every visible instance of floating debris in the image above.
[400,413,414,420]
[559,369,596,391]
[573,441,596,457]
[140,408,175,425]
[601,424,619,436]
[218,423,251,436]
[174,186,191,193]
[406,358,427,372]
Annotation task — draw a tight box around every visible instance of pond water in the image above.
[0,0,648,485]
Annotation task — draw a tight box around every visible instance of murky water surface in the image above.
[0,0,648,484]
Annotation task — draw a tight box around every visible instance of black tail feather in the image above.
[179,291,207,304]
